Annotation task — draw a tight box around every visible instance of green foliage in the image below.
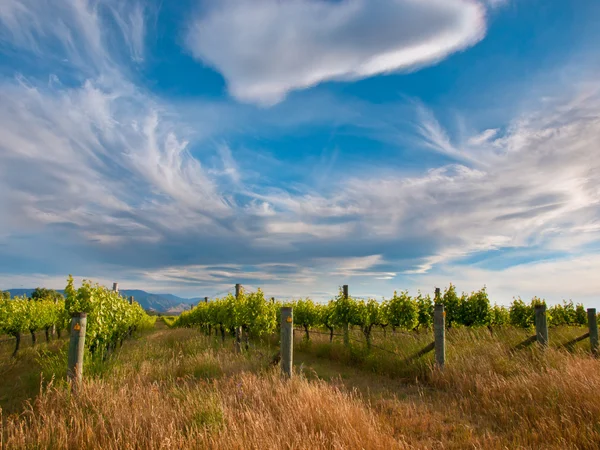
[242,289,278,337]
[351,299,380,330]
[386,291,418,331]
[575,304,587,326]
[509,297,546,328]
[439,284,463,328]
[548,300,588,327]
[489,304,509,326]
[30,287,63,302]
[0,296,31,336]
[64,275,155,353]
[295,298,319,339]
[319,301,336,332]
[173,284,591,347]
[415,292,433,329]
[459,288,491,326]
[175,289,278,339]
[1,291,10,300]
[331,288,354,328]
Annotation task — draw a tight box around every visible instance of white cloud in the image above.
[2,0,600,305]
[467,128,499,146]
[0,0,148,75]
[0,76,232,249]
[413,254,600,307]
[109,2,146,62]
[186,0,486,105]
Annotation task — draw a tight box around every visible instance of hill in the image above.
[4,288,193,313]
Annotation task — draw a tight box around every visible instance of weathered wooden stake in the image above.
[588,308,598,357]
[129,296,134,305]
[204,296,208,303]
[234,284,242,352]
[280,306,293,378]
[342,284,350,346]
[67,313,87,388]
[434,303,445,368]
[112,282,119,292]
[234,327,242,353]
[534,304,548,347]
[51,297,58,338]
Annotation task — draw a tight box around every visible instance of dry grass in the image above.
[430,343,600,449]
[1,329,402,449]
[2,326,600,449]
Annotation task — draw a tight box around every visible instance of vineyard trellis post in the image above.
[342,284,350,347]
[112,282,119,293]
[67,312,87,388]
[535,304,548,347]
[434,302,445,368]
[235,284,242,353]
[588,308,598,357]
[51,297,58,338]
[281,306,293,378]
[129,296,134,305]
[205,297,208,303]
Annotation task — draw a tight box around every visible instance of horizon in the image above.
[2,1,600,307]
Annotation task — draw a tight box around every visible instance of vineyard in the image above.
[174,284,591,349]
[0,276,155,358]
[1,279,600,449]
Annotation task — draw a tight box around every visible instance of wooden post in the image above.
[342,284,349,347]
[534,304,548,347]
[235,284,242,353]
[435,287,441,301]
[129,296,134,305]
[588,308,598,357]
[112,282,119,293]
[205,296,208,303]
[271,297,275,304]
[67,313,87,387]
[51,297,58,338]
[434,303,445,368]
[281,307,293,378]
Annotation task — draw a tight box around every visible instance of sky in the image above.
[1,0,600,305]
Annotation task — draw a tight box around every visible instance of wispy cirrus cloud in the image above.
[186,0,487,105]
[0,0,149,77]
[2,0,600,308]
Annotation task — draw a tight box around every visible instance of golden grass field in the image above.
[1,320,599,449]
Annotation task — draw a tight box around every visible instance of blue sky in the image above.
[1,0,600,305]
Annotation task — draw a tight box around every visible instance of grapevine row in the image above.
[174,284,590,348]
[0,276,155,356]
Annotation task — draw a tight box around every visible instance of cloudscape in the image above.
[1,0,600,305]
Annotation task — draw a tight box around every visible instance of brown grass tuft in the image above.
[2,372,403,449]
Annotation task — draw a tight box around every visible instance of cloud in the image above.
[467,128,499,146]
[109,1,147,62]
[2,72,600,301]
[2,0,600,306]
[0,0,148,76]
[186,0,487,105]
[413,253,600,307]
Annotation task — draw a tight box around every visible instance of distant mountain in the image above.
[5,288,39,298]
[5,288,195,313]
